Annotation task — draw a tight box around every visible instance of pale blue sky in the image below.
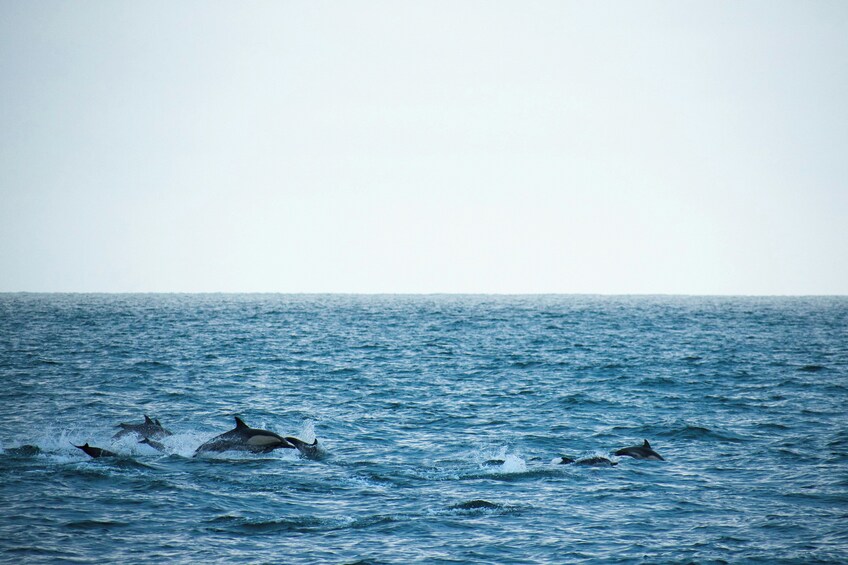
[2,1,846,294]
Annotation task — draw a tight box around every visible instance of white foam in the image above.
[168,430,219,458]
[500,454,527,473]
[475,446,528,473]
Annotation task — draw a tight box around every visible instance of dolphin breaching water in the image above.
[73,442,117,458]
[193,417,318,457]
[614,440,664,460]
[112,415,172,441]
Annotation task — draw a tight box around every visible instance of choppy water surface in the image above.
[1,294,847,563]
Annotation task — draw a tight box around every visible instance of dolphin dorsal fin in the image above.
[643,440,651,448]
[144,415,154,424]
[234,417,249,429]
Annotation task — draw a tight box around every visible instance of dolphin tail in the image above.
[285,437,320,458]
[285,436,317,447]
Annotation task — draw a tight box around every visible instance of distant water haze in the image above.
[1,2,846,294]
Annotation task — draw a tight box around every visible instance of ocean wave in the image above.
[662,425,747,443]
[448,499,502,510]
[131,359,173,370]
[206,513,399,534]
[796,364,827,373]
[63,519,129,530]
[443,499,522,515]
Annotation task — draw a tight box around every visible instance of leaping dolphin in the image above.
[614,440,664,460]
[193,417,296,456]
[113,415,172,441]
[73,442,117,458]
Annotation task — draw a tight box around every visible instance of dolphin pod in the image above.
[70,415,664,465]
[486,439,664,469]
[556,439,665,465]
[71,415,320,460]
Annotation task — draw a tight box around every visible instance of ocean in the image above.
[1,294,847,563]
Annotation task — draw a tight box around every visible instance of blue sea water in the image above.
[1,294,847,564]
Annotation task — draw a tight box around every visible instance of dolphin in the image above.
[73,442,117,458]
[483,456,543,467]
[614,440,664,460]
[557,456,618,467]
[4,445,42,457]
[284,436,321,459]
[113,415,172,441]
[139,437,167,453]
[193,417,296,456]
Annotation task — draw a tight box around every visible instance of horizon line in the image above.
[1,291,846,298]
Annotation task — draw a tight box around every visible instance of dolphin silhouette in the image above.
[614,439,664,460]
[558,456,618,466]
[113,415,172,441]
[4,445,42,457]
[193,417,296,456]
[73,442,117,458]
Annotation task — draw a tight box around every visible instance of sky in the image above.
[1,1,847,294]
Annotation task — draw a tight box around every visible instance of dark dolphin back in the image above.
[193,417,260,456]
[614,439,664,460]
[113,415,172,440]
[74,442,117,458]
[576,456,617,466]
